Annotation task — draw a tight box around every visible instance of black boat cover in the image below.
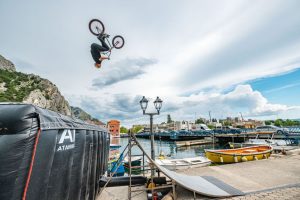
[0,103,110,200]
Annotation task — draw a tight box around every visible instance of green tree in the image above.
[274,119,283,127]
[207,124,215,129]
[195,118,205,124]
[120,126,128,134]
[265,120,272,125]
[294,120,300,126]
[284,119,291,126]
[223,121,232,126]
[167,114,173,123]
[132,125,144,133]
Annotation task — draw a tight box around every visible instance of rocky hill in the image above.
[0,54,71,115]
[71,106,93,120]
[0,54,105,125]
[71,106,106,126]
[0,55,16,71]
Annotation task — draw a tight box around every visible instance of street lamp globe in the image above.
[154,96,163,113]
[139,96,148,113]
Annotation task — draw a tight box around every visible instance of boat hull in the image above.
[205,145,273,163]
[156,162,210,171]
[155,156,211,171]
[123,156,142,174]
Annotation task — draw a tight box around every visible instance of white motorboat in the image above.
[246,139,292,146]
[154,156,211,171]
[123,156,142,163]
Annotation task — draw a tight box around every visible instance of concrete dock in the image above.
[98,148,300,200]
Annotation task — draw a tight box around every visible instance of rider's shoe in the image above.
[95,62,101,68]
[99,55,109,61]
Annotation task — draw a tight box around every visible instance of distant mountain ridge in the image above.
[71,106,106,125]
[0,54,103,124]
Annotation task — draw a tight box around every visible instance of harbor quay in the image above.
[135,129,300,146]
[99,148,300,200]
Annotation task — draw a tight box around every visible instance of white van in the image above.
[195,124,211,131]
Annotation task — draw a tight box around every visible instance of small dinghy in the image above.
[154,156,211,171]
[205,145,273,163]
[123,156,142,174]
[123,156,142,163]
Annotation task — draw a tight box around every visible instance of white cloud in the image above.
[163,84,298,121]
[220,85,292,117]
[69,84,299,126]
[92,57,157,88]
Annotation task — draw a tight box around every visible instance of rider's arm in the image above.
[97,33,109,41]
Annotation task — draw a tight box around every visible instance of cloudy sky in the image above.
[1,0,300,126]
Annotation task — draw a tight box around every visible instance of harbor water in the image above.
[111,137,223,159]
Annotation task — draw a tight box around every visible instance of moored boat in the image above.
[110,144,122,150]
[123,156,142,174]
[229,139,293,149]
[108,153,125,177]
[205,145,273,163]
[154,156,211,171]
[228,142,258,148]
[123,156,142,164]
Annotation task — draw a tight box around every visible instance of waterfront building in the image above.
[234,117,240,123]
[107,120,120,137]
[208,122,222,129]
[232,119,264,128]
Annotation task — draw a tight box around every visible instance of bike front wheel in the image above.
[89,19,105,36]
[112,35,125,49]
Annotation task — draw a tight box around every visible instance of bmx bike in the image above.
[89,19,125,59]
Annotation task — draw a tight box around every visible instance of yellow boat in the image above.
[205,145,273,163]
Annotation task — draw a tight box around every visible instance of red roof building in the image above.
[107,120,120,137]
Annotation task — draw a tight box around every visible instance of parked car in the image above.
[213,126,241,134]
[255,125,289,134]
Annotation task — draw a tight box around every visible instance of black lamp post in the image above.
[139,96,163,176]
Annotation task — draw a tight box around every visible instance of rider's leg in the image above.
[97,36,110,51]
[91,43,103,63]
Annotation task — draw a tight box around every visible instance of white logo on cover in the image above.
[59,130,75,144]
[57,130,75,152]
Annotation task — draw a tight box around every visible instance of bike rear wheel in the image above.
[112,35,125,49]
[89,19,105,36]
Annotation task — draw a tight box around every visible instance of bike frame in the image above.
[101,37,115,60]
[95,26,120,60]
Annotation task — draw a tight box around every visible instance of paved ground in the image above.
[97,150,300,200]
[98,186,145,200]
[177,153,300,193]
[98,184,300,200]
[237,185,300,200]
[176,184,300,199]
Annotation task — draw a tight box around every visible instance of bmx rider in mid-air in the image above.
[90,33,109,68]
[89,19,125,69]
